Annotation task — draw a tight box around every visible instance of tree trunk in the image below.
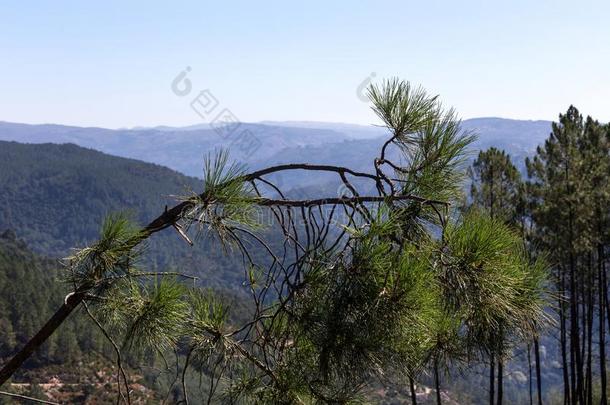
[560,270,571,405]
[409,375,417,405]
[527,343,534,405]
[601,243,608,405]
[534,337,543,405]
[434,358,442,405]
[490,353,495,405]
[569,250,581,404]
[567,166,582,405]
[586,254,594,405]
[497,358,503,405]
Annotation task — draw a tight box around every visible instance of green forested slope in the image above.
[0,142,257,401]
[0,141,198,254]
[0,230,102,368]
[0,231,168,403]
[0,141,245,290]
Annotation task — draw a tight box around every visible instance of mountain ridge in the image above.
[0,117,552,188]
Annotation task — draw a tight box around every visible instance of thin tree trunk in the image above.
[567,168,582,405]
[497,325,504,405]
[497,358,503,405]
[534,337,543,405]
[490,353,495,405]
[434,358,442,405]
[409,375,417,405]
[527,343,534,405]
[586,254,594,405]
[605,252,610,339]
[560,270,571,405]
[581,258,588,382]
[570,250,581,405]
[570,313,578,405]
[581,254,592,405]
[601,243,608,405]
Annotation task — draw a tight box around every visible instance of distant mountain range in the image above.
[0,118,552,186]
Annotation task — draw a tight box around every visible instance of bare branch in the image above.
[0,390,60,405]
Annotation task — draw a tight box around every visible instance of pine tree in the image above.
[526,106,610,404]
[469,147,524,405]
[0,79,550,404]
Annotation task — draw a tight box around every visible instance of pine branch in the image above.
[0,390,60,404]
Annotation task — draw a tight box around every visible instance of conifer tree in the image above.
[526,106,610,404]
[469,147,525,405]
[0,79,550,404]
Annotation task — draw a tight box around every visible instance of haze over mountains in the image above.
[0,118,551,186]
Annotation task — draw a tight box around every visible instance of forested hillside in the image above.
[0,141,246,291]
[0,230,98,367]
[0,231,166,402]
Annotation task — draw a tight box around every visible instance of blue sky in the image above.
[1,1,609,128]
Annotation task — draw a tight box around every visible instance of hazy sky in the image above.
[2,1,609,128]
